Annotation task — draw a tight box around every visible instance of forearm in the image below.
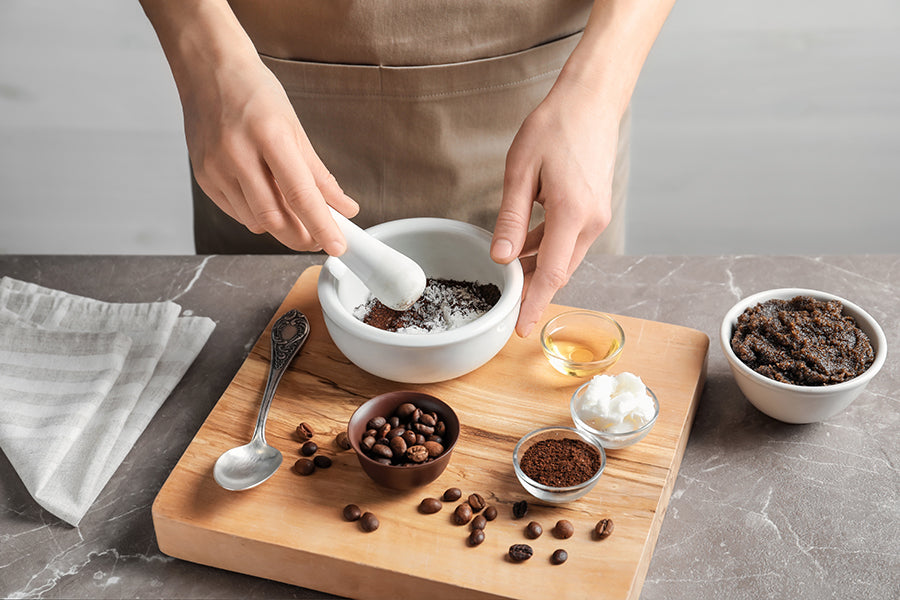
[558,0,676,119]
[139,0,260,98]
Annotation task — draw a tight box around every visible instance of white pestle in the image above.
[328,207,427,311]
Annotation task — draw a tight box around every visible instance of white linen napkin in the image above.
[0,277,215,526]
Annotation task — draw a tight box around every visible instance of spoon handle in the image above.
[252,309,310,443]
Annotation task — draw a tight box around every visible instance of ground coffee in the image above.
[520,438,601,487]
[354,278,501,333]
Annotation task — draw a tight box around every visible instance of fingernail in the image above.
[492,239,513,261]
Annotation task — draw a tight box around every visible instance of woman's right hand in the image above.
[141,0,357,255]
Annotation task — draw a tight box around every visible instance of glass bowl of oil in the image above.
[540,310,625,377]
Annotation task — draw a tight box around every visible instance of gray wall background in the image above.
[1,1,898,255]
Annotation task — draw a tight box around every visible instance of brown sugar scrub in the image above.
[519,438,602,487]
[731,295,874,385]
[354,278,501,333]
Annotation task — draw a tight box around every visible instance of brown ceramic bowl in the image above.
[347,391,460,490]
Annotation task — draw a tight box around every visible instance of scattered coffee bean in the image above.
[443,487,462,502]
[550,549,568,565]
[552,520,575,539]
[483,505,498,521]
[295,422,314,441]
[508,544,533,562]
[525,521,543,539]
[406,445,428,463]
[453,503,473,525]
[512,500,529,519]
[335,431,351,450]
[471,514,487,531]
[359,512,379,532]
[300,440,318,456]
[366,416,386,430]
[419,498,443,514]
[342,504,362,522]
[467,493,486,512]
[313,455,332,469]
[292,458,315,476]
[594,518,614,540]
[468,529,485,547]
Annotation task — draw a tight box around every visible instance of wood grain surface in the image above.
[152,267,709,600]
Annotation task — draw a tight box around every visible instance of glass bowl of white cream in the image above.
[570,372,659,449]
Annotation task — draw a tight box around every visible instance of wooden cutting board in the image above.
[153,266,709,600]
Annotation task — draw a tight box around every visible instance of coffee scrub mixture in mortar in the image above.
[354,278,501,333]
[730,295,874,385]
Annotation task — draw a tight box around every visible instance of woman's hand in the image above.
[141,0,357,255]
[491,81,620,338]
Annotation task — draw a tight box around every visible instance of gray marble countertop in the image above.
[1,255,897,600]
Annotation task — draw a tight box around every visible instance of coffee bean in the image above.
[550,549,568,565]
[395,402,417,420]
[415,434,427,445]
[295,422,314,441]
[292,458,315,476]
[525,521,543,539]
[419,413,436,427]
[373,457,392,465]
[342,504,362,521]
[300,441,318,456]
[387,427,406,439]
[371,443,393,460]
[468,529,485,547]
[359,512,379,532]
[389,436,408,457]
[508,544,533,562]
[395,430,412,446]
[313,455,332,469]
[594,518,614,540]
[365,428,377,439]
[552,520,575,539]
[361,435,376,451]
[335,431,351,450]
[426,435,443,445]
[467,493,486,512]
[453,503,473,525]
[443,487,462,502]
[388,416,400,428]
[414,423,435,436]
[483,505,498,521]
[434,421,446,436]
[512,500,528,519]
[406,445,428,463]
[377,423,392,439]
[366,416,386,430]
[419,497,443,514]
[411,408,423,423]
[424,441,444,458]
[471,515,487,530]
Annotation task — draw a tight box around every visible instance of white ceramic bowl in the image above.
[720,288,887,424]
[317,218,523,383]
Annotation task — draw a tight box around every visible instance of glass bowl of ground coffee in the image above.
[721,288,887,424]
[317,218,523,383]
[512,426,606,503]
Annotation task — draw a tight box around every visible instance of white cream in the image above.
[579,372,655,434]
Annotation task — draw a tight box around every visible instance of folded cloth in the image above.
[0,277,215,526]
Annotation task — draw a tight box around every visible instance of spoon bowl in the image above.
[214,309,310,491]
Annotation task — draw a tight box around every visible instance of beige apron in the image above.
[194,2,629,255]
